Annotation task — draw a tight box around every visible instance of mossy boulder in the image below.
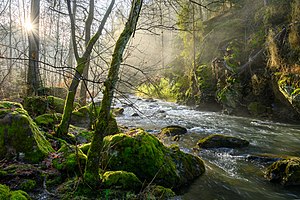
[0,101,54,163]
[197,134,249,149]
[160,125,187,136]
[265,157,300,186]
[101,171,142,192]
[246,153,289,165]
[102,129,205,189]
[35,113,62,130]
[142,185,175,199]
[247,102,269,116]
[71,106,90,128]
[52,143,87,173]
[23,96,80,117]
[0,184,31,200]
[37,87,67,99]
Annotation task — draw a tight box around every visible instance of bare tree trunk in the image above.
[84,0,143,186]
[79,0,94,106]
[27,0,41,95]
[56,0,115,137]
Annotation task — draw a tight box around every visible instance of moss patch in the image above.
[19,179,36,192]
[52,143,87,173]
[35,113,62,130]
[0,184,31,200]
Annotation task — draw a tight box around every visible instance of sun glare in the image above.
[24,20,33,31]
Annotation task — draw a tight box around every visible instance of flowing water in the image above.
[112,95,300,200]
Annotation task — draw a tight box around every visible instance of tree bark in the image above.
[79,0,95,106]
[84,0,143,186]
[27,0,41,95]
[56,0,115,137]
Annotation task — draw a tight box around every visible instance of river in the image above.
[113,95,300,200]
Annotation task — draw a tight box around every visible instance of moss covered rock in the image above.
[35,113,62,130]
[23,96,80,117]
[0,101,54,163]
[142,185,175,199]
[247,102,269,116]
[37,87,67,99]
[197,134,249,149]
[101,171,142,191]
[160,125,187,136]
[102,129,205,189]
[71,106,90,128]
[265,157,300,186]
[52,143,87,173]
[0,184,31,200]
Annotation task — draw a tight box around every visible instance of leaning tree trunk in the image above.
[56,0,115,137]
[84,0,143,186]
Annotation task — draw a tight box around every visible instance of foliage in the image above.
[136,78,178,101]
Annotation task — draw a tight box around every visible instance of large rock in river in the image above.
[102,129,205,189]
[0,101,54,163]
[160,125,187,136]
[197,134,249,149]
[265,157,300,186]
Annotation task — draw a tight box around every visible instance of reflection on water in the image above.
[114,95,300,200]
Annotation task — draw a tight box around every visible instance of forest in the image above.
[0,0,300,199]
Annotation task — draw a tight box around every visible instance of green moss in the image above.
[160,125,187,136]
[102,129,205,189]
[147,185,175,199]
[0,184,31,200]
[52,143,87,173]
[101,171,142,192]
[35,113,62,130]
[10,190,31,200]
[0,170,8,177]
[0,101,54,163]
[79,143,91,155]
[23,96,48,117]
[265,157,300,186]
[0,184,10,199]
[19,179,36,192]
[197,134,249,149]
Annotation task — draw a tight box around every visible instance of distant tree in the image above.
[27,0,41,95]
[79,0,94,106]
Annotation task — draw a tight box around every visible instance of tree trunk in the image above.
[56,0,115,137]
[79,0,94,106]
[84,0,143,186]
[27,0,41,95]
